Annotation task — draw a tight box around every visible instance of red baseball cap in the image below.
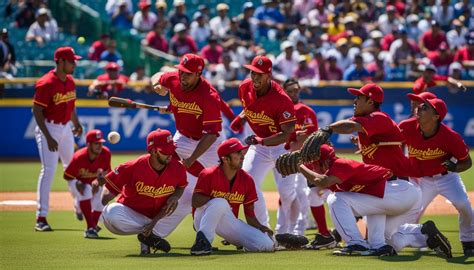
[244,55,273,74]
[54,47,82,61]
[347,83,384,103]
[406,91,437,101]
[105,62,119,70]
[174,54,205,73]
[139,0,152,9]
[217,138,249,157]
[86,130,106,143]
[411,96,448,121]
[146,129,176,155]
[319,144,336,162]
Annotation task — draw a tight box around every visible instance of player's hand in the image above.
[259,225,273,236]
[244,135,263,145]
[442,159,457,172]
[164,196,179,216]
[350,136,359,146]
[142,222,155,237]
[158,106,171,114]
[91,179,100,194]
[46,136,58,152]
[182,158,195,169]
[230,116,244,133]
[73,124,83,137]
[76,181,85,196]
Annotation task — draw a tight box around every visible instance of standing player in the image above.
[151,54,223,234]
[279,78,326,239]
[231,55,296,228]
[33,47,83,231]
[100,129,187,254]
[399,96,474,257]
[190,138,275,255]
[63,130,111,238]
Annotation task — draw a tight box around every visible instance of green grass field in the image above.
[1,152,473,269]
[1,151,473,192]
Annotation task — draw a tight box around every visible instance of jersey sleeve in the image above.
[304,106,318,133]
[352,113,389,139]
[201,90,222,134]
[174,160,188,188]
[104,162,133,195]
[242,173,258,205]
[33,79,52,108]
[448,132,470,161]
[104,148,112,172]
[64,154,80,180]
[194,169,212,196]
[326,159,358,183]
[159,72,176,89]
[277,98,297,126]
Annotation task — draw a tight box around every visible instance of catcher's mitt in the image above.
[275,233,309,250]
[275,151,301,177]
[299,127,333,162]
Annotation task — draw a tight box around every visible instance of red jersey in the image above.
[64,147,112,184]
[145,31,169,53]
[286,102,318,146]
[194,165,258,217]
[400,119,469,176]
[426,51,454,67]
[454,46,474,62]
[96,73,129,94]
[352,111,414,177]
[238,79,296,138]
[33,69,76,124]
[412,75,448,94]
[104,154,187,219]
[88,40,106,61]
[421,31,447,52]
[310,158,392,198]
[160,72,222,139]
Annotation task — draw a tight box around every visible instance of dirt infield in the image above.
[1,191,473,215]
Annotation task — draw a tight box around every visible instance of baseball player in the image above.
[405,92,438,117]
[190,138,275,255]
[151,54,224,236]
[412,64,466,94]
[230,55,297,229]
[33,47,83,231]
[100,129,187,254]
[398,96,474,257]
[280,79,331,244]
[299,145,450,257]
[63,130,111,238]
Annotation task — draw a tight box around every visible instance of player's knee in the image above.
[452,199,473,214]
[208,198,229,213]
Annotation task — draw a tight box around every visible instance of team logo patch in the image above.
[283,111,291,119]
[96,132,101,139]
[167,135,172,143]
[183,57,188,64]
[257,58,263,65]
[113,168,119,175]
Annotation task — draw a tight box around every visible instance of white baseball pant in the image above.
[242,143,299,229]
[35,121,78,217]
[328,180,421,249]
[102,202,183,237]
[68,180,104,212]
[194,198,275,252]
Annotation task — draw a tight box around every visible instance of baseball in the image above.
[77,36,85,44]
[107,131,121,144]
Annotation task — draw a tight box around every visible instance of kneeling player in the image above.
[190,138,275,255]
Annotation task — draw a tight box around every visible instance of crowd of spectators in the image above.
[99,0,474,87]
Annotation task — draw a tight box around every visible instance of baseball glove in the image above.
[275,233,309,250]
[299,127,333,162]
[275,151,301,177]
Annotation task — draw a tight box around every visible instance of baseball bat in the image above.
[108,97,167,112]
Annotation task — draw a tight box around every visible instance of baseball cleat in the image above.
[95,225,102,233]
[190,231,212,256]
[35,221,52,232]
[75,212,84,221]
[84,228,99,238]
[421,220,452,258]
[361,245,397,256]
[333,244,369,256]
[331,229,342,243]
[140,242,151,255]
[462,241,474,257]
[306,233,337,250]
[137,233,171,253]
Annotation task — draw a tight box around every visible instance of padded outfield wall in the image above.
[1,83,473,157]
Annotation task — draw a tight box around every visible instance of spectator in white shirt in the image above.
[190,12,211,49]
[209,3,231,39]
[447,19,468,50]
[377,5,404,35]
[274,40,300,81]
[288,18,308,47]
[106,0,133,16]
[431,0,454,31]
[25,8,58,46]
[132,0,158,33]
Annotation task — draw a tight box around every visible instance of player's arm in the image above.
[244,204,273,235]
[329,119,364,134]
[298,164,341,188]
[192,192,211,208]
[248,121,295,146]
[443,155,472,173]
[183,134,217,168]
[101,186,117,206]
[150,72,169,96]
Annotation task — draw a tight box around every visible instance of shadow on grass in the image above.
[379,251,474,264]
[51,228,83,232]
[87,236,116,240]
[126,248,244,258]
